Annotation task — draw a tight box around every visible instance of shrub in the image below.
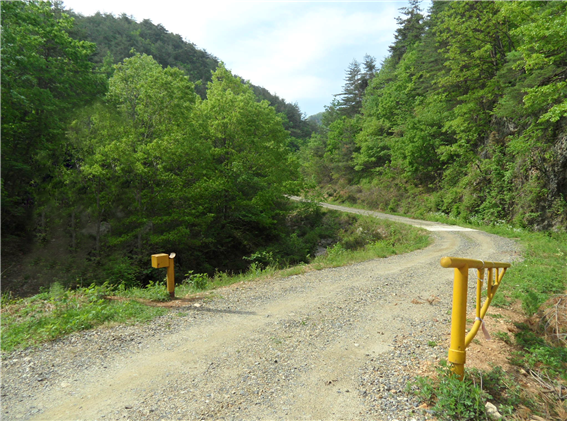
[183,271,209,290]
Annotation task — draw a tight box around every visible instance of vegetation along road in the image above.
[1,203,520,421]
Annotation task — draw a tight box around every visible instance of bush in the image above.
[183,271,209,290]
[102,257,141,288]
[409,363,529,420]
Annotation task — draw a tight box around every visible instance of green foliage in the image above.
[3,3,319,294]
[388,0,425,65]
[409,364,524,420]
[116,280,171,302]
[68,10,314,140]
[1,282,166,352]
[183,272,209,291]
[301,0,567,231]
[495,331,512,345]
[334,55,377,118]
[513,322,567,380]
[409,365,489,421]
[1,0,105,250]
[498,232,567,316]
[53,57,302,282]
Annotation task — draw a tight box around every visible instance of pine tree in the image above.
[389,0,425,65]
[335,55,376,118]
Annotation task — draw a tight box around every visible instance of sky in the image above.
[62,1,419,117]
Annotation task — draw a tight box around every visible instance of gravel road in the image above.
[1,202,521,421]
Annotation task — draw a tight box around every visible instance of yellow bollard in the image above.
[448,265,468,380]
[151,252,176,298]
[167,253,176,297]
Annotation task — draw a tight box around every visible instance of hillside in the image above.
[1,1,315,294]
[67,10,316,142]
[301,0,566,231]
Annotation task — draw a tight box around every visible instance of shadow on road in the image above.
[181,305,258,316]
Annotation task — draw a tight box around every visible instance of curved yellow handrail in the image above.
[441,256,511,379]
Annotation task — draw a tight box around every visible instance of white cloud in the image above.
[62,0,407,115]
[218,4,400,107]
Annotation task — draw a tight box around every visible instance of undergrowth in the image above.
[1,209,430,353]
[179,213,430,291]
[1,282,166,352]
[408,363,525,420]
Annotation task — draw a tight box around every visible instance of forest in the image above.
[1,0,320,292]
[1,0,566,293]
[303,1,566,232]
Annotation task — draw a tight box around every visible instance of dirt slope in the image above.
[1,204,521,420]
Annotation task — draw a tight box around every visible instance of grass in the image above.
[1,282,167,352]
[1,210,431,354]
[408,363,525,420]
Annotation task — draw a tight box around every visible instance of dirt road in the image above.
[1,203,521,420]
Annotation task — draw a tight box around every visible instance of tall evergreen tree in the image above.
[335,55,376,118]
[388,0,425,65]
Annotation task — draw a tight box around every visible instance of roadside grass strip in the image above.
[1,283,166,352]
[1,213,430,353]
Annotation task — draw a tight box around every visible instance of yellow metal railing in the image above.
[440,257,511,379]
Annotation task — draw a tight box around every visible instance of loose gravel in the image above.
[1,206,522,421]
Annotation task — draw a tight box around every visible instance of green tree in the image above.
[325,116,361,183]
[1,0,103,251]
[389,0,425,65]
[198,64,300,267]
[335,56,376,118]
[62,54,206,264]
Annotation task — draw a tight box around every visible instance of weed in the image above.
[183,271,209,290]
[408,365,489,420]
[1,282,166,352]
[427,340,437,347]
[495,331,512,344]
[409,365,525,420]
[514,322,567,379]
[116,280,170,302]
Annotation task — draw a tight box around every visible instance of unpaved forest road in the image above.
[1,202,521,421]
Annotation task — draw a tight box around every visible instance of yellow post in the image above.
[448,265,468,380]
[441,257,510,379]
[151,252,176,299]
[167,253,176,298]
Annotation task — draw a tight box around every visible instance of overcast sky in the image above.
[62,1,421,117]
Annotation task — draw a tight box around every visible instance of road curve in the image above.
[1,202,521,421]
